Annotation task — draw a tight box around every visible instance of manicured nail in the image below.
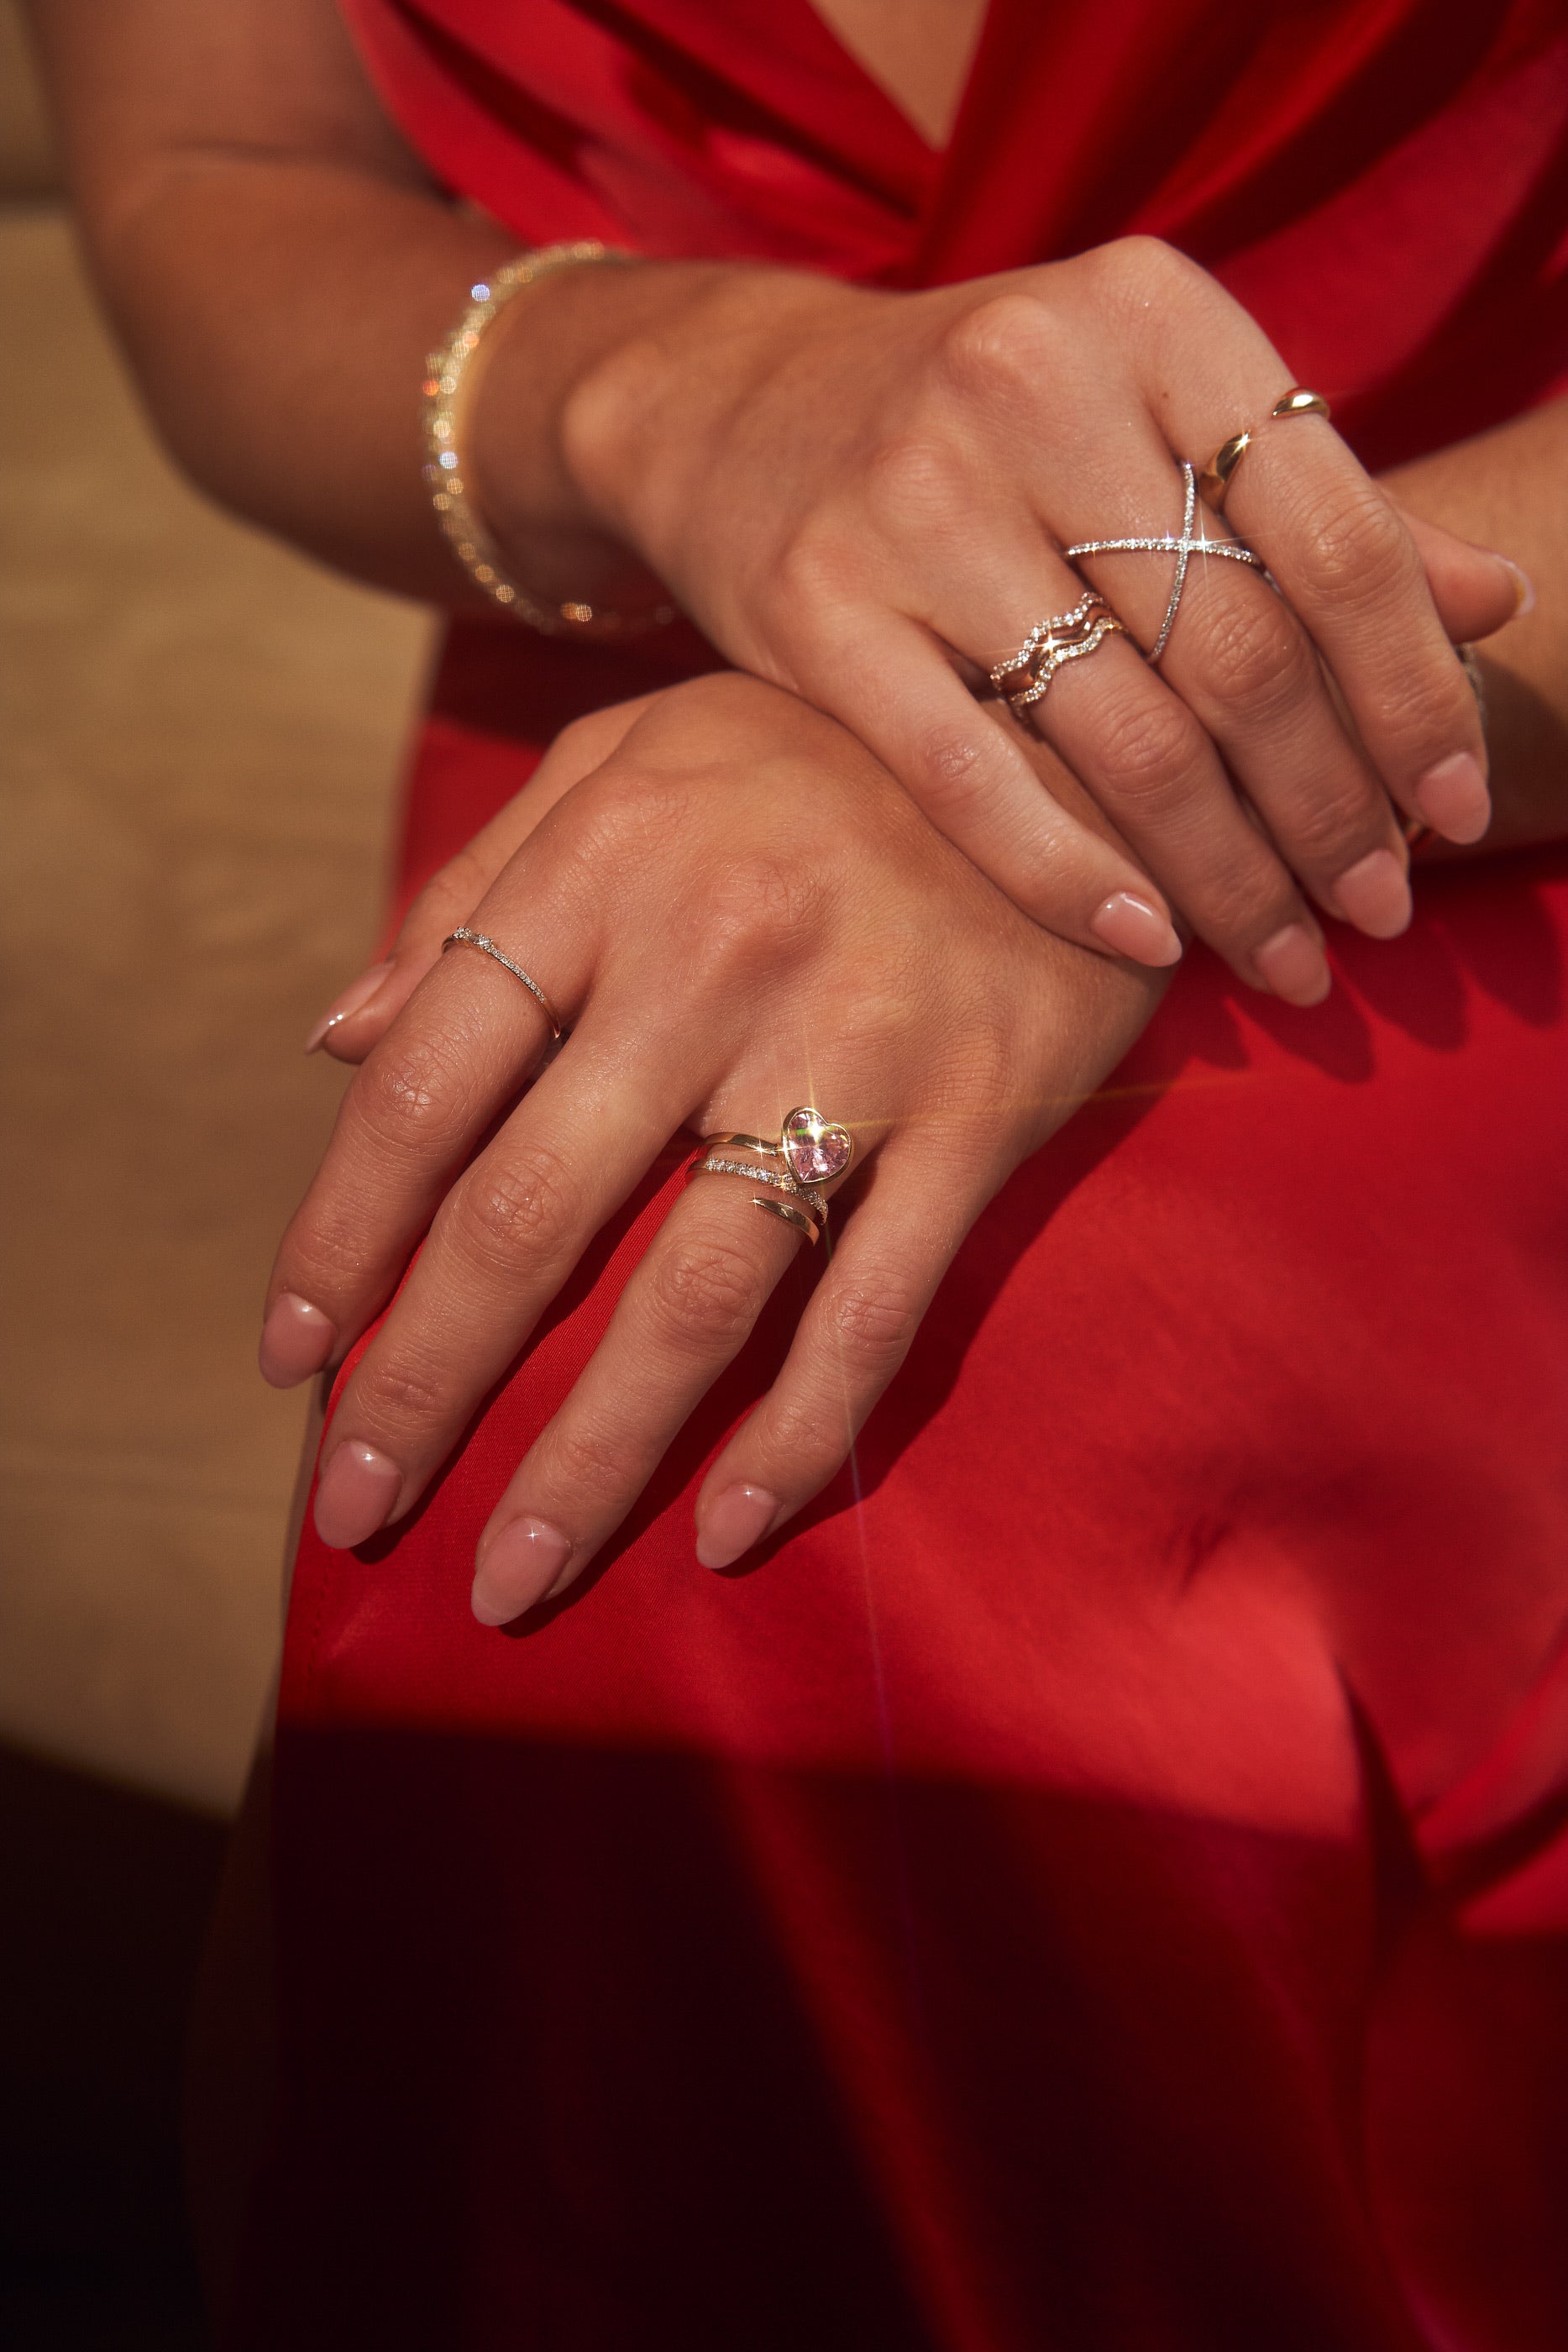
[1089,891,1183,968]
[696,1484,781,1571]
[1499,557,1535,617]
[1253,923,1332,1006]
[304,961,394,1054]
[1411,751,1490,844]
[471,1515,573,1625]
[258,1291,336,1388]
[1330,847,1411,939]
[312,1439,401,1550]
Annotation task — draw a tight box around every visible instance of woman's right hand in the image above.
[487,238,1524,1005]
[261,672,1167,1620]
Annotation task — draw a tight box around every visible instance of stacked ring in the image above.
[1197,386,1331,515]
[690,1105,855,1244]
[989,591,1127,712]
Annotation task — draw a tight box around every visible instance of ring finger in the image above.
[469,1115,875,1620]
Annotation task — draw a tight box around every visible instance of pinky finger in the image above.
[694,1147,982,1568]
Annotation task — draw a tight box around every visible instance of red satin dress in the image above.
[249,6,1568,2346]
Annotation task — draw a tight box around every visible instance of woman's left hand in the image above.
[262,673,1167,1620]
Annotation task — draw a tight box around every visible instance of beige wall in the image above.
[0,8,437,1813]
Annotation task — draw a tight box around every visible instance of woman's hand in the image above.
[260,674,1167,1621]
[490,239,1526,1005]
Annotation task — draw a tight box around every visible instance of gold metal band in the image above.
[753,1198,821,1242]
[423,245,679,639]
[690,1105,855,1244]
[1197,386,1331,515]
[703,1132,783,1159]
[442,927,564,1039]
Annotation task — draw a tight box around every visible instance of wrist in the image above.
[559,262,869,560]
[465,255,735,601]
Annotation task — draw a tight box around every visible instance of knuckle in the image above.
[1090,234,1201,314]
[1284,774,1382,866]
[646,1234,765,1352]
[937,291,1054,397]
[692,850,826,980]
[546,1417,632,1503]
[451,1140,579,1269]
[351,1350,448,1431]
[863,429,967,527]
[354,1031,475,1158]
[1301,484,1416,606]
[821,1275,919,1376]
[772,525,860,626]
[1091,690,1209,811]
[1192,592,1314,723]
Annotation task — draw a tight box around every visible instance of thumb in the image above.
[304,690,658,1064]
[1395,505,1533,646]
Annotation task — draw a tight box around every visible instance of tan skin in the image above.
[27,0,1564,2321]
[23,0,1567,1607]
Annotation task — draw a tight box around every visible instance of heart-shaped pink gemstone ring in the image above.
[780,1106,853,1186]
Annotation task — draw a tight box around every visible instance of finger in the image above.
[898,466,1338,993]
[467,1166,815,1621]
[1109,528,1415,942]
[260,857,586,1389]
[1134,251,1492,841]
[309,1010,703,1552]
[307,693,661,1065]
[693,1139,983,1569]
[1397,508,1532,644]
[1018,622,1335,1003]
[794,610,1184,969]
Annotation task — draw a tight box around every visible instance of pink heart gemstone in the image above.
[782,1105,852,1184]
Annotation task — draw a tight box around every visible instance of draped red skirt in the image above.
[247,4,1568,2344]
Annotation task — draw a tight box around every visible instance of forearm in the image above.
[1384,398,1568,853]
[23,0,732,602]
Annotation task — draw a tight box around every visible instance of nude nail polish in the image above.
[304,961,394,1054]
[1254,923,1332,1006]
[1411,752,1490,845]
[1330,848,1411,940]
[1500,558,1536,618]
[471,1515,573,1625]
[313,1440,401,1551]
[258,1291,336,1388]
[1089,892,1183,968]
[696,1485,781,1571]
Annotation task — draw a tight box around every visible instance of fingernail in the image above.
[471,1515,573,1625]
[1089,891,1183,968]
[1253,922,1332,1006]
[696,1484,781,1572]
[258,1291,336,1388]
[304,961,394,1054]
[1412,751,1490,844]
[312,1439,401,1550]
[1499,557,1535,617]
[1329,847,1411,939]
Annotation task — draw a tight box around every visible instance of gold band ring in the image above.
[690,1105,856,1243]
[694,1157,827,1242]
[1197,386,1331,516]
[442,927,564,1040]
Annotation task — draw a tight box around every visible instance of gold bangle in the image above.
[422,244,679,639]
